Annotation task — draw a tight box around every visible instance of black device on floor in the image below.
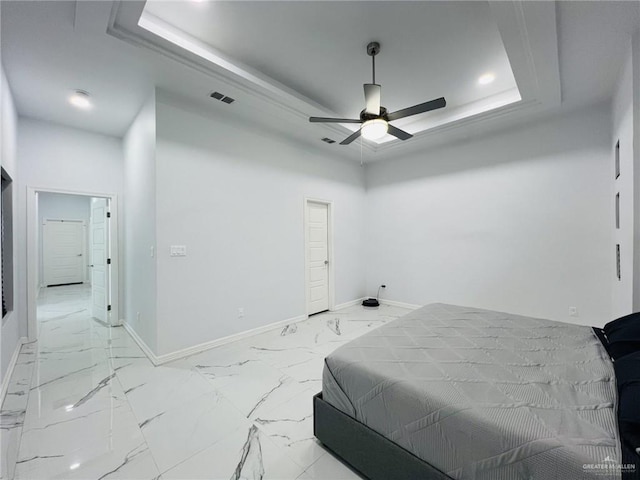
[362,285,386,307]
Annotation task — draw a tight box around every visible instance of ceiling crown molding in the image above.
[106,0,560,161]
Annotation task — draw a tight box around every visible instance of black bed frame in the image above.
[313,393,453,480]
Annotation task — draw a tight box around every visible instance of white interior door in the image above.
[306,201,330,315]
[42,220,84,286]
[90,198,109,322]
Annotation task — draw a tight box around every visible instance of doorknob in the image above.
[77,254,83,257]
[324,260,329,265]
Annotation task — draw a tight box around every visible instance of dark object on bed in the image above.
[603,312,640,360]
[614,351,640,479]
[313,393,451,480]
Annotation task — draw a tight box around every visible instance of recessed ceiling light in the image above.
[478,73,495,85]
[69,463,80,470]
[69,90,92,110]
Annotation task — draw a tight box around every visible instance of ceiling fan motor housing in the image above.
[360,106,387,121]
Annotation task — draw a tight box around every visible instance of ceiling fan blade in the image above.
[387,97,446,122]
[309,117,362,123]
[387,124,413,141]
[364,84,381,115]
[339,129,362,145]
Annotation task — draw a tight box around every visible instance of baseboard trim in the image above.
[123,297,370,366]
[333,297,366,310]
[122,322,160,365]
[379,299,422,310]
[1,337,28,405]
[124,313,309,366]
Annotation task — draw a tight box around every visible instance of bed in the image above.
[314,303,640,480]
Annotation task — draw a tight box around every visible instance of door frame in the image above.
[27,186,120,341]
[41,218,88,286]
[303,197,335,316]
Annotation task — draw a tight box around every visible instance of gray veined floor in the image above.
[1,285,410,480]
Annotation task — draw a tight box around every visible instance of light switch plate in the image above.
[170,245,187,257]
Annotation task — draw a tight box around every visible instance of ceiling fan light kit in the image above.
[309,41,446,145]
[361,118,388,140]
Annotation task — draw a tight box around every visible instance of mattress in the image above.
[322,303,621,479]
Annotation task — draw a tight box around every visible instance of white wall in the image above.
[365,104,613,326]
[123,92,157,352]
[17,118,124,324]
[1,66,22,387]
[611,45,635,318]
[38,193,91,287]
[154,98,366,355]
[632,30,640,311]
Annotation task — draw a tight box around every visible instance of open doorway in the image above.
[27,188,119,341]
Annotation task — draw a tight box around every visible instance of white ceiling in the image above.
[143,1,519,125]
[1,1,639,162]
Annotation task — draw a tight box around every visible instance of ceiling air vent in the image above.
[321,137,336,144]
[210,92,235,104]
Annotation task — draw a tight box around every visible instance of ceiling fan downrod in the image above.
[367,41,380,85]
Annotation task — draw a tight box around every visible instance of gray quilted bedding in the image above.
[322,303,621,479]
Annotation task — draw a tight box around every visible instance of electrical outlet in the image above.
[170,245,187,257]
[238,307,244,318]
[137,312,141,321]
[569,306,578,317]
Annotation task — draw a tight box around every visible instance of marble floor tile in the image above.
[1,424,23,480]
[300,451,365,480]
[117,361,217,421]
[250,344,321,371]
[1,342,37,480]
[2,284,410,479]
[19,380,140,458]
[139,389,248,474]
[253,388,325,470]
[207,359,309,420]
[183,344,263,390]
[24,362,118,430]
[14,435,159,480]
[276,355,326,384]
[162,423,304,480]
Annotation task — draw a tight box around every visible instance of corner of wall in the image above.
[123,89,159,354]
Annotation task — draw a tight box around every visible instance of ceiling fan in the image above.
[309,42,446,145]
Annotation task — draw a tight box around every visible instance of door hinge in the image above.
[107,258,111,265]
[107,305,112,312]
[106,212,111,218]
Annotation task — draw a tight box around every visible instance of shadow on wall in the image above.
[367,103,610,188]
[155,91,365,189]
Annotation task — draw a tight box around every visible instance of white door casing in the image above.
[306,200,330,315]
[27,187,120,341]
[90,198,109,323]
[42,220,85,286]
